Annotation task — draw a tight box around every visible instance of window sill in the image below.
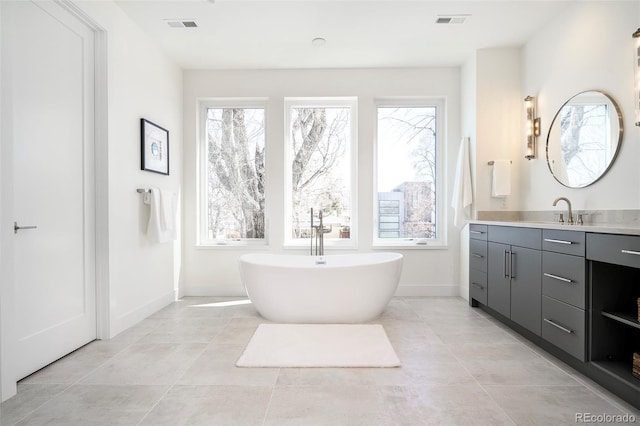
[196,241,269,250]
[283,241,358,251]
[372,241,448,250]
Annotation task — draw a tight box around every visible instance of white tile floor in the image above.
[1,297,639,425]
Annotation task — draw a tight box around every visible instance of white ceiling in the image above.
[115,0,572,70]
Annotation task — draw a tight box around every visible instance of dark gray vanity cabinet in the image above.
[541,230,587,361]
[469,223,640,409]
[487,226,542,336]
[487,241,510,316]
[469,224,488,305]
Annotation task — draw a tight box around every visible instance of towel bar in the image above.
[487,160,512,165]
[136,188,151,193]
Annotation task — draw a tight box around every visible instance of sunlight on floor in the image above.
[189,300,252,308]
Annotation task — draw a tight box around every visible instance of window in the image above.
[374,100,445,246]
[284,97,357,246]
[198,99,266,245]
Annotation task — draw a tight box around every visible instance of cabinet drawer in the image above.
[469,269,487,305]
[488,226,541,250]
[542,251,586,309]
[542,229,585,256]
[470,224,488,241]
[469,239,487,272]
[587,233,640,269]
[542,296,586,361]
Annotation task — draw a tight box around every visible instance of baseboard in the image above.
[176,286,185,300]
[109,290,175,338]
[394,285,460,297]
[459,285,469,301]
[183,283,460,298]
[183,283,247,297]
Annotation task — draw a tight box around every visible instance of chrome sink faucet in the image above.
[552,197,573,225]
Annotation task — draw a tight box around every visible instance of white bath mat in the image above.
[236,324,401,368]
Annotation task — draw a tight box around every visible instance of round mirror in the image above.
[546,90,623,188]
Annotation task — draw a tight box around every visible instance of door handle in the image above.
[503,250,509,278]
[509,251,515,279]
[14,222,38,234]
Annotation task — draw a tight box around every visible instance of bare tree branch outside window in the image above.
[559,104,609,186]
[290,106,351,239]
[377,106,437,239]
[206,107,265,240]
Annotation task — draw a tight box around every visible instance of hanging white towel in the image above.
[147,187,178,243]
[491,160,511,197]
[451,137,473,228]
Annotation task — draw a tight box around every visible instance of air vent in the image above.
[166,20,198,28]
[436,15,468,24]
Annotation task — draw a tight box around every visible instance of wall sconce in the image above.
[633,28,640,126]
[524,95,541,160]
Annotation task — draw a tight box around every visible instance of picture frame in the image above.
[141,118,169,175]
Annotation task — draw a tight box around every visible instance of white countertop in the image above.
[469,220,640,236]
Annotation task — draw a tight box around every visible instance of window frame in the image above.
[373,98,447,249]
[283,97,358,249]
[196,98,269,248]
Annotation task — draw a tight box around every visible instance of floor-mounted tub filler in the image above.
[239,253,403,323]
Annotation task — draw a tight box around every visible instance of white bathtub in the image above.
[239,252,403,323]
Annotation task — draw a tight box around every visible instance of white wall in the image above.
[459,56,478,300]
[0,0,4,401]
[521,1,640,211]
[182,68,461,297]
[74,1,184,336]
[474,48,523,213]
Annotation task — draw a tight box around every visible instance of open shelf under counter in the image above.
[601,311,640,330]
[591,360,640,392]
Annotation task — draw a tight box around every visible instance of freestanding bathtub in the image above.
[239,252,403,323]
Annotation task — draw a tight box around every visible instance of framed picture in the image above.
[141,118,169,175]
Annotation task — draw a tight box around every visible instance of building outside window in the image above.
[375,100,445,246]
[284,97,357,246]
[198,99,266,245]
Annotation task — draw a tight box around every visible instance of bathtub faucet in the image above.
[310,208,325,256]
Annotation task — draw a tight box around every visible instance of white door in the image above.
[2,0,96,380]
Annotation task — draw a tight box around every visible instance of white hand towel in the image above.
[451,137,473,228]
[491,160,511,197]
[159,189,176,232]
[147,188,177,243]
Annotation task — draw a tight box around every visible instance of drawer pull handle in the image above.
[471,283,485,290]
[544,238,573,245]
[470,230,485,234]
[543,273,573,283]
[471,253,484,258]
[544,318,573,334]
[621,249,640,256]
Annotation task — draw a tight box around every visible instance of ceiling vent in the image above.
[166,20,198,28]
[436,15,468,24]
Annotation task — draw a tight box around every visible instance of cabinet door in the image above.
[510,246,542,335]
[487,242,511,318]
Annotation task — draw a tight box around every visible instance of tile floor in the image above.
[1,297,639,425]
